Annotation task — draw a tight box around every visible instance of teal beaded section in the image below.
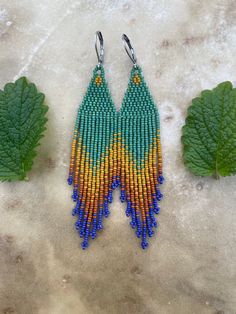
[80,65,116,113]
[76,65,117,167]
[119,65,160,168]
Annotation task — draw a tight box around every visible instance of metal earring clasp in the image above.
[122,34,137,67]
[95,31,104,67]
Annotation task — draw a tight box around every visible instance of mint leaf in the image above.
[182,81,236,178]
[0,77,48,181]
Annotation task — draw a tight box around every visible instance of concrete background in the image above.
[0,1,235,313]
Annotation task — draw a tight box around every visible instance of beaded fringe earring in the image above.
[67,32,118,249]
[119,35,164,249]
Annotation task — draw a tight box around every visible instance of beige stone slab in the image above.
[0,1,236,313]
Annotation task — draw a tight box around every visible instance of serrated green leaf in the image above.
[0,77,48,181]
[182,81,236,178]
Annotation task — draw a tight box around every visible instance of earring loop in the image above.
[122,34,137,67]
[95,31,104,67]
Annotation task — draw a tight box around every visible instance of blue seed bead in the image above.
[146,217,152,232]
[111,176,118,189]
[91,232,96,239]
[136,217,142,234]
[75,220,80,230]
[148,230,154,237]
[131,207,136,226]
[91,219,97,237]
[156,189,163,201]
[153,206,160,214]
[81,219,87,234]
[150,211,157,226]
[153,196,159,208]
[126,201,131,216]
[72,189,78,202]
[67,176,73,185]
[108,190,113,203]
[81,240,88,250]
[85,228,90,239]
[147,215,154,237]
[72,207,77,216]
[141,241,149,249]
[72,200,80,216]
[104,210,110,218]
[97,223,103,230]
[149,206,155,219]
[130,219,136,229]
[120,190,126,202]
[152,220,157,228]
[91,223,97,237]
[97,207,103,229]
[158,175,164,184]
[104,201,110,217]
[125,209,131,217]
[78,206,84,226]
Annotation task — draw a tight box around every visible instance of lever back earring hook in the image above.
[95,31,104,67]
[122,34,137,67]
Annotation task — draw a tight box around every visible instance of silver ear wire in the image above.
[122,34,137,67]
[95,31,104,67]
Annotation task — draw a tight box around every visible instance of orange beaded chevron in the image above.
[119,65,164,249]
[68,66,119,249]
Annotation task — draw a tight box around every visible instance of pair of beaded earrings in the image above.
[68,31,164,250]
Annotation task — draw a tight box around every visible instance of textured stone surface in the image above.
[0,1,236,313]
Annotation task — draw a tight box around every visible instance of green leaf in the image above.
[0,77,48,181]
[182,81,236,178]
